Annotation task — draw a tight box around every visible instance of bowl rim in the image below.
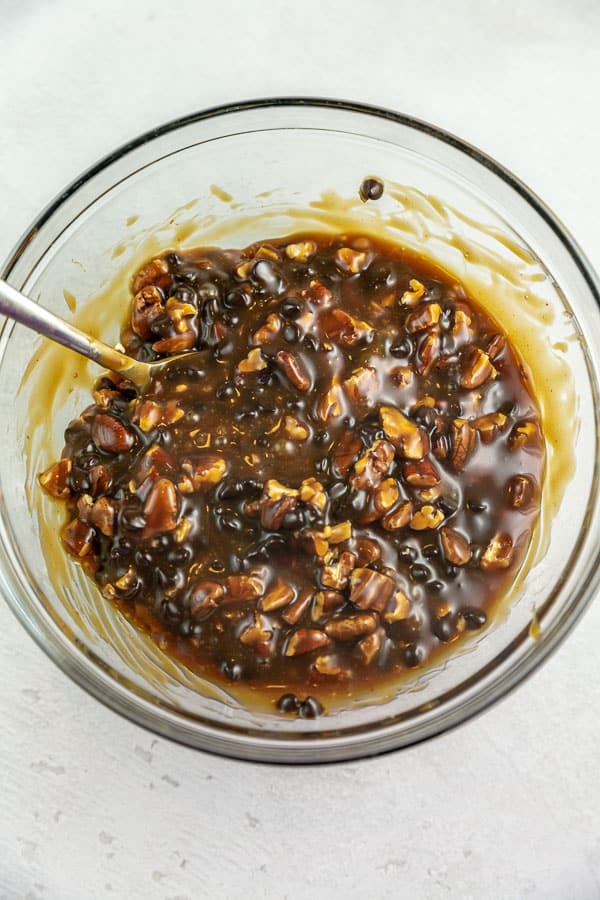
[2,96,600,764]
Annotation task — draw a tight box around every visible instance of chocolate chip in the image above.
[359,177,384,201]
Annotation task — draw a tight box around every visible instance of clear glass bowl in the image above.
[1,99,599,763]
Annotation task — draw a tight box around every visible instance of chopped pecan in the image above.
[374,478,400,514]
[152,331,196,353]
[484,333,507,361]
[224,574,264,602]
[251,312,282,345]
[134,398,184,432]
[405,303,442,333]
[285,240,317,261]
[114,567,138,593]
[357,628,383,664]
[350,439,395,490]
[320,551,357,590]
[39,458,72,498]
[312,590,346,621]
[134,443,174,485]
[379,406,429,460]
[354,537,382,566]
[174,517,193,543]
[89,464,112,496]
[390,365,413,389]
[301,279,332,307]
[189,580,224,619]
[92,414,134,454]
[237,348,268,374]
[165,296,196,333]
[62,518,95,558]
[260,580,295,612]
[410,504,444,530]
[506,474,537,510]
[322,309,373,345]
[325,613,377,641]
[349,567,395,612]
[180,454,227,491]
[440,527,471,565]
[402,459,441,488]
[285,628,331,656]
[414,332,441,376]
[260,480,298,529]
[88,496,115,537]
[399,278,425,307]
[299,477,327,512]
[331,433,361,480]
[508,420,540,449]
[343,366,380,404]
[460,347,496,389]
[474,412,508,444]
[143,477,179,537]
[451,303,474,343]
[384,590,411,622]
[283,415,309,441]
[317,380,343,423]
[275,350,311,392]
[131,257,170,294]
[281,589,313,625]
[239,614,273,646]
[334,247,368,274]
[381,500,413,530]
[310,655,351,682]
[131,285,164,339]
[481,534,513,570]
[449,419,477,470]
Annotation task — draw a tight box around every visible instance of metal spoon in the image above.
[0,278,186,392]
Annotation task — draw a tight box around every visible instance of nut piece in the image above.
[189,580,224,619]
[384,590,411,622]
[143,477,179,537]
[405,303,442,333]
[474,412,508,444]
[260,480,298,530]
[374,478,400,514]
[275,350,311,392]
[410,504,444,531]
[459,347,496,389]
[299,477,327,512]
[414,332,441,376]
[508,420,540,450]
[285,628,331,656]
[399,278,426,307]
[224,574,264,602]
[301,279,333,307]
[379,406,429,460]
[506,474,537,510]
[325,613,378,642]
[88,496,115,537]
[92,414,134,454]
[349,567,395,612]
[62,518,95,558]
[132,257,170,294]
[39,458,72,498]
[321,551,357,590]
[350,439,395,490]
[260,580,295,611]
[334,247,368,274]
[322,309,374,345]
[131,285,164,339]
[449,419,477,471]
[331,432,362,478]
[343,366,380,404]
[237,348,268,374]
[283,415,309,441]
[402,459,441,488]
[390,365,413,389]
[239,614,273,647]
[440,527,472,566]
[357,628,383,664]
[312,590,346,622]
[134,398,184,432]
[381,500,413,531]
[281,589,313,625]
[484,333,507,361]
[317,380,344,423]
[251,312,282,345]
[310,655,352,682]
[181,454,227,491]
[152,331,196,353]
[285,240,317,261]
[481,534,513,570]
[354,537,382,567]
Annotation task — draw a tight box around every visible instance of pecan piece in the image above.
[312,590,346,622]
[405,303,442,333]
[350,439,395,490]
[260,480,299,530]
[189,580,224,619]
[481,534,513,570]
[88,496,115,537]
[322,308,373,345]
[343,366,380,404]
[484,333,507,361]
[357,628,383,664]
[239,614,273,647]
[310,655,351,683]
[251,312,282,346]
[134,398,184,432]
[374,478,400,514]
[349,567,395,612]
[301,279,332,307]
[414,332,441,376]
[506,474,537,510]
[320,551,357,590]
[275,350,311,392]
[474,412,508,444]
[62,518,95,558]
[131,257,170,294]
[39,458,72,498]
[459,347,496,389]
[285,629,331,656]
[92,414,134,454]
[410,504,444,530]
[180,454,227,491]
[260,580,295,612]
[143,477,178,537]
[402,459,441,488]
[334,247,368,274]
[224,574,264,602]
[384,590,411,622]
[508,420,540,450]
[283,415,309,441]
[354,537,382,566]
[399,278,425,307]
[285,240,317,261]
[449,419,477,471]
[237,347,268,374]
[317,380,343,423]
[440,527,471,565]
[390,365,413,389]
[325,613,377,642]
[379,406,429,460]
[131,285,164,339]
[152,331,196,353]
[282,589,313,625]
[299,477,327,512]
[381,500,413,531]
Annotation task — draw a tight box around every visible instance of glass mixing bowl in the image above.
[1,99,599,763]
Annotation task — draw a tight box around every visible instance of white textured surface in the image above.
[1,2,600,898]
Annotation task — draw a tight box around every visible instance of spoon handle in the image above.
[0,279,146,385]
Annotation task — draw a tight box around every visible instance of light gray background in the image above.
[1,1,599,898]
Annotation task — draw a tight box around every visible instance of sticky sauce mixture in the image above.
[40,233,544,717]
